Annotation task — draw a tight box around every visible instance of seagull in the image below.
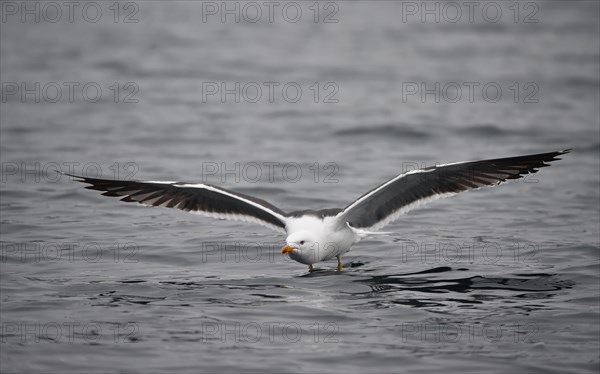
[65,150,569,271]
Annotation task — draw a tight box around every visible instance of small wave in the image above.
[334,124,432,139]
[455,124,512,137]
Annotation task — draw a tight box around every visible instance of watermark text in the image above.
[1,1,140,23]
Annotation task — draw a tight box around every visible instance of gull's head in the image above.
[280,231,320,265]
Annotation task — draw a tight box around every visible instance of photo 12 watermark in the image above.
[1,1,140,24]
[1,321,140,343]
[199,161,340,184]
[399,1,540,24]
[401,81,539,104]
[198,241,353,266]
[200,241,281,264]
[1,162,139,183]
[399,322,538,344]
[200,1,339,23]
[200,321,339,343]
[1,82,140,104]
[201,82,339,104]
[397,161,541,183]
[1,242,139,264]
[395,240,540,265]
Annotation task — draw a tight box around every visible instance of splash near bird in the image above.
[66,150,569,271]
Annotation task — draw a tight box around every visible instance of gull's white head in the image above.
[280,231,322,265]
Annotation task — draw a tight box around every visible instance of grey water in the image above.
[1,1,599,373]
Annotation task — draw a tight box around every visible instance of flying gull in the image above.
[66,150,569,271]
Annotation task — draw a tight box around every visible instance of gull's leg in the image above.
[336,256,343,270]
[308,264,314,272]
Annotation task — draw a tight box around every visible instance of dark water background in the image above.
[1,1,599,373]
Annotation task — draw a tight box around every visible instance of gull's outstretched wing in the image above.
[67,175,288,233]
[335,150,569,232]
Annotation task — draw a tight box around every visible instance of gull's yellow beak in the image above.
[280,244,295,254]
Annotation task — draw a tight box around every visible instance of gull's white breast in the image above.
[285,215,359,263]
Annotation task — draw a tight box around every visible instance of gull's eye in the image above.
[300,241,305,245]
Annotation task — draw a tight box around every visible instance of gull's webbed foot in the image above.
[336,258,343,271]
[308,264,314,272]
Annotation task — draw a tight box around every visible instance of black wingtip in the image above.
[59,171,87,182]
[550,149,571,162]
